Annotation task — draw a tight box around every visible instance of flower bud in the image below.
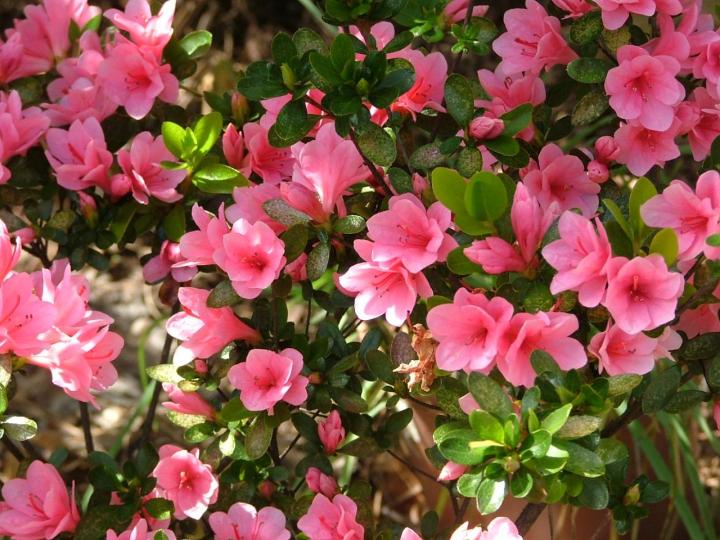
[594,135,619,163]
[231,91,250,124]
[318,410,345,454]
[587,159,609,184]
[469,116,504,140]
[77,191,98,226]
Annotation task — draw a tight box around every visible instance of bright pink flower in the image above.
[476,68,546,123]
[641,171,720,260]
[427,289,514,373]
[594,0,681,30]
[114,131,186,204]
[468,116,505,140]
[162,383,215,420]
[305,468,338,498]
[492,0,577,75]
[391,49,447,118]
[45,117,114,194]
[498,311,587,387]
[0,91,49,184]
[143,241,194,283]
[587,160,609,183]
[215,218,286,299]
[286,253,309,282]
[0,220,21,281]
[604,255,685,334]
[715,402,720,432]
[452,518,523,540]
[464,236,528,274]
[675,303,720,338]
[98,39,179,120]
[0,32,36,84]
[437,461,468,482]
[105,0,176,58]
[521,143,599,217]
[605,45,684,131]
[365,194,457,273]
[178,204,230,269]
[227,348,309,414]
[552,0,593,18]
[226,184,285,233]
[166,287,260,366]
[243,121,296,183]
[338,240,433,326]
[677,88,720,161]
[693,35,720,94]
[297,494,364,540]
[444,0,489,22]
[542,212,612,307]
[222,124,247,172]
[588,321,660,375]
[613,120,681,176]
[209,503,290,540]
[0,461,79,540]
[318,410,345,453]
[106,519,176,540]
[279,182,328,223]
[291,123,368,216]
[594,136,620,163]
[153,444,219,520]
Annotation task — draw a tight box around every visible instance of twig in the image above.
[387,449,440,484]
[79,402,95,455]
[516,503,546,536]
[407,395,443,412]
[2,438,25,461]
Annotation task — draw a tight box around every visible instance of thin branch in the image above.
[407,395,443,412]
[516,503,546,536]
[79,402,95,455]
[387,449,440,484]
[2,438,25,461]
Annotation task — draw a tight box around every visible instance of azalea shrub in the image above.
[4,0,720,538]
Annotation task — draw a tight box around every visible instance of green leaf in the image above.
[560,441,605,477]
[144,498,174,521]
[707,233,720,247]
[483,134,519,156]
[245,417,272,459]
[264,199,312,227]
[385,409,413,433]
[556,415,603,439]
[179,30,213,59]
[540,404,572,435]
[567,58,612,84]
[146,364,182,384]
[410,142,446,170]
[500,104,533,137]
[0,386,7,416]
[183,421,215,442]
[476,478,506,515]
[366,350,396,384]
[291,412,321,445]
[219,430,237,456]
[387,167,413,194]
[464,171,507,221]
[576,478,610,509]
[280,224,309,263]
[629,176,657,235]
[335,215,366,234]
[1,416,38,441]
[603,198,632,241]
[607,373,642,396]
[457,473,482,497]
[456,147,484,177]
[510,469,533,498]
[431,167,466,214]
[642,365,682,413]
[309,52,342,85]
[663,390,707,413]
[444,74,475,127]
[75,504,135,540]
[307,242,330,281]
[446,246,482,275]
[328,387,368,413]
[570,11,604,45]
[437,430,489,465]
[649,228,679,266]
[193,112,223,155]
[469,410,506,444]
[330,33,355,72]
[193,164,247,194]
[269,100,315,147]
[355,123,396,167]
[110,200,137,242]
[707,354,720,387]
[293,28,327,56]
[572,89,609,126]
[271,31,298,63]
[467,372,513,420]
[238,61,287,100]
[207,280,241,308]
[163,205,186,243]
[680,332,720,361]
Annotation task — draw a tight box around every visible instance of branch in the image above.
[79,402,95,455]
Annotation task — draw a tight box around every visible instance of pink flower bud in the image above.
[305,467,338,498]
[10,227,35,245]
[318,410,345,454]
[469,115,505,140]
[587,160,609,184]
[259,480,276,499]
[231,91,250,124]
[714,402,720,432]
[594,136,619,164]
[437,461,468,482]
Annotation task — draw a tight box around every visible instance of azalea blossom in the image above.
[589,321,661,375]
[297,494,364,540]
[105,0,176,58]
[391,49,447,118]
[161,383,215,420]
[106,519,176,540]
[594,0,681,30]
[318,409,345,453]
[209,503,290,540]
[0,91,49,184]
[614,120,681,176]
[226,183,285,233]
[305,468,338,498]
[444,0,489,23]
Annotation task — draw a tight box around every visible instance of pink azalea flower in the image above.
[114,131,186,204]
[468,116,505,140]
[676,88,720,161]
[45,117,115,194]
[521,143,599,218]
[305,468,338,498]
[492,0,577,75]
[166,287,260,366]
[279,182,328,223]
[291,123,369,217]
[675,303,720,338]
[0,461,80,540]
[318,410,345,453]
[0,91,49,184]
[552,0,593,18]
[613,120,681,176]
[453,518,523,540]
[497,311,587,387]
[605,45,684,131]
[297,494,364,540]
[641,171,720,261]
[105,0,176,58]
[588,321,660,375]
[209,503,290,540]
[542,212,613,307]
[391,49,447,118]
[0,32,37,84]
[594,0,681,30]
[286,253,309,282]
[437,461,469,482]
[106,518,176,540]
[604,255,685,334]
[98,38,179,120]
[444,0,489,22]
[143,241,195,283]
[226,184,285,233]
[365,194,457,273]
[227,348,309,414]
[595,136,620,163]
[222,124,248,172]
[178,204,230,269]
[587,160,610,184]
[427,289,514,373]
[464,236,528,274]
[153,444,219,520]
[0,220,21,281]
[401,529,423,540]
[215,218,286,299]
[693,35,720,95]
[161,383,215,420]
[338,240,433,326]
[243,121,296,183]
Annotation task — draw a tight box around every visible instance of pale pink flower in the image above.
[0,91,49,184]
[427,289,514,373]
[594,0,681,30]
[305,468,338,498]
[162,383,215,420]
[297,494,364,540]
[521,143,599,217]
[492,0,577,75]
[693,35,720,94]
[226,184,285,233]
[588,322,660,375]
[604,255,685,334]
[215,219,286,299]
[243,121,296,183]
[437,461,468,482]
[677,88,720,161]
[279,182,328,223]
[0,461,80,540]
[209,503,290,540]
[166,287,260,366]
[444,0,489,22]
[542,212,613,307]
[105,0,176,58]
[614,119,681,176]
[98,38,179,120]
[0,220,21,281]
[455,518,523,540]
[143,241,195,283]
[365,194,457,273]
[391,50,447,118]
[497,312,587,387]
[401,530,422,540]
[114,131,186,204]
[552,0,593,18]
[318,410,345,454]
[675,303,720,338]
[605,45,684,131]
[641,171,720,261]
[468,116,504,140]
[227,348,309,414]
[644,13,692,65]
[45,117,114,194]
[0,32,36,84]
[153,444,219,520]
[291,123,368,216]
[338,240,433,326]
[464,237,528,274]
[106,519,176,540]
[178,204,230,268]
